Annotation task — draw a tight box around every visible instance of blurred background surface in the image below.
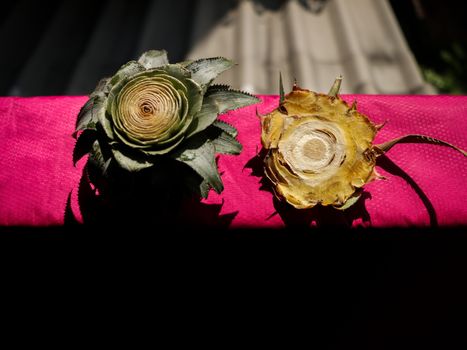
[0,0,465,96]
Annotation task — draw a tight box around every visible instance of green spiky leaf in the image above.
[185,57,235,92]
[74,98,94,135]
[111,148,153,172]
[178,59,194,67]
[205,85,260,113]
[172,140,223,194]
[73,130,97,165]
[211,131,242,155]
[87,140,112,185]
[202,124,242,155]
[74,94,105,137]
[197,179,212,199]
[91,78,111,97]
[279,72,285,105]
[213,120,238,138]
[186,86,260,137]
[110,61,145,86]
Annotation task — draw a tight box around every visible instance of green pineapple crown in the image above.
[73,49,260,198]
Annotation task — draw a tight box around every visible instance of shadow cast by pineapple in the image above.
[65,160,238,229]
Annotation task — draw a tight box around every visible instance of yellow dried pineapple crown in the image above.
[259,75,466,210]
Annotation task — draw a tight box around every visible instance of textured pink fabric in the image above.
[0,95,466,227]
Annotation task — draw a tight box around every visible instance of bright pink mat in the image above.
[0,95,466,228]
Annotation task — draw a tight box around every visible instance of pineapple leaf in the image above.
[86,140,113,191]
[279,72,285,105]
[375,134,467,157]
[73,130,97,166]
[74,94,105,137]
[110,61,145,86]
[333,190,362,211]
[186,87,259,138]
[172,139,223,194]
[185,57,235,92]
[204,124,242,155]
[183,99,216,139]
[205,85,260,114]
[328,75,343,97]
[138,50,169,69]
[211,131,242,155]
[183,172,211,199]
[178,59,194,67]
[213,120,238,137]
[160,63,191,80]
[111,147,153,172]
[198,179,211,199]
[74,98,94,135]
[91,77,111,97]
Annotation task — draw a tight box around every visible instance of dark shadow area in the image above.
[0,0,235,96]
[272,191,371,229]
[0,0,62,94]
[244,150,371,229]
[0,0,330,96]
[377,154,438,227]
[3,0,107,96]
[324,239,467,350]
[390,0,467,93]
[65,158,237,230]
[1,224,466,350]
[0,0,208,96]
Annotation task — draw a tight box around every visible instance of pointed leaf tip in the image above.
[334,191,362,211]
[211,131,242,155]
[213,120,238,138]
[375,120,387,131]
[279,72,285,105]
[292,77,298,90]
[328,75,343,97]
[73,130,97,166]
[173,140,224,195]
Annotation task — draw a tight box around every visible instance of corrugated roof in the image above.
[1,0,434,96]
[186,0,435,94]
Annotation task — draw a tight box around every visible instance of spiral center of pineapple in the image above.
[117,78,181,142]
[140,103,153,116]
[303,139,326,161]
